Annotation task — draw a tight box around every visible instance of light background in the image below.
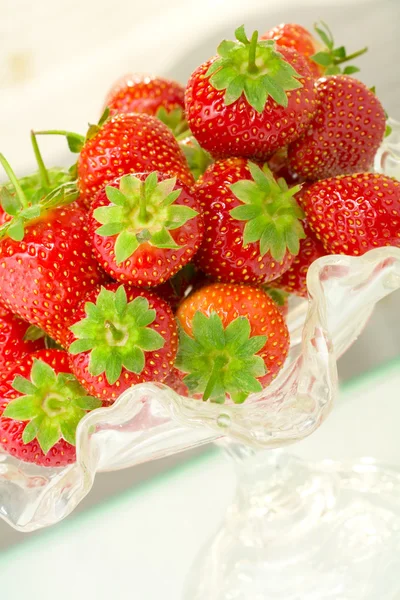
[1,0,399,555]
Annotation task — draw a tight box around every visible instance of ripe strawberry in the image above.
[270,221,326,297]
[68,284,178,401]
[194,158,305,284]
[0,309,45,371]
[37,112,194,209]
[0,349,101,467]
[299,173,400,255]
[175,283,289,403]
[288,76,386,180]
[89,172,204,287]
[104,74,188,137]
[0,155,107,348]
[261,22,367,79]
[185,26,316,160]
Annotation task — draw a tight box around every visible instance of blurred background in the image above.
[1,0,399,554]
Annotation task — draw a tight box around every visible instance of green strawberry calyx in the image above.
[178,136,213,181]
[263,287,289,308]
[93,172,198,265]
[229,162,305,262]
[156,106,188,138]
[206,25,304,112]
[3,359,101,455]
[311,21,368,75]
[69,286,166,385]
[176,311,267,404]
[0,134,78,242]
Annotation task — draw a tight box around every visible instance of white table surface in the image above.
[1,357,400,599]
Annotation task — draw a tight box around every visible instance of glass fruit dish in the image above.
[1,121,400,598]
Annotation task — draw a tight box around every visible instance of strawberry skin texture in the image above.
[300,173,400,255]
[104,74,185,117]
[185,47,316,161]
[90,175,204,287]
[0,204,107,348]
[261,23,323,78]
[270,222,326,297]
[68,284,178,401]
[194,158,295,284]
[0,350,78,467]
[0,309,44,371]
[288,76,386,180]
[77,113,194,207]
[176,283,289,387]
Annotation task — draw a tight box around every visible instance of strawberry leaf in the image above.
[69,286,166,385]
[176,312,267,404]
[206,27,303,112]
[229,161,305,261]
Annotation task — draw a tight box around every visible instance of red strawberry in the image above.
[0,349,101,467]
[0,309,45,371]
[270,221,326,297]
[68,284,178,401]
[299,173,400,255]
[0,155,107,348]
[193,158,305,284]
[261,23,324,78]
[261,22,367,80]
[104,74,187,136]
[288,76,386,180]
[185,26,316,160]
[104,74,185,116]
[175,282,290,403]
[89,172,204,287]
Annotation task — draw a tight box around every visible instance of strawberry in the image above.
[261,22,367,79]
[0,155,107,348]
[89,172,204,287]
[299,173,400,255]
[288,76,386,180]
[0,309,45,371]
[185,26,316,160]
[68,284,178,401]
[175,282,289,403]
[193,158,305,284]
[104,74,188,137]
[268,147,304,187]
[0,349,101,467]
[270,221,326,297]
[36,111,194,209]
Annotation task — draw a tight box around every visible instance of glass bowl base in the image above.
[184,455,400,599]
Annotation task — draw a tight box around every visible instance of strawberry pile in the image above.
[0,22,398,467]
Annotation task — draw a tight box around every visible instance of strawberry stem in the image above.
[0,154,28,209]
[30,131,50,188]
[248,30,259,73]
[335,46,368,65]
[139,181,149,223]
[203,355,228,401]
